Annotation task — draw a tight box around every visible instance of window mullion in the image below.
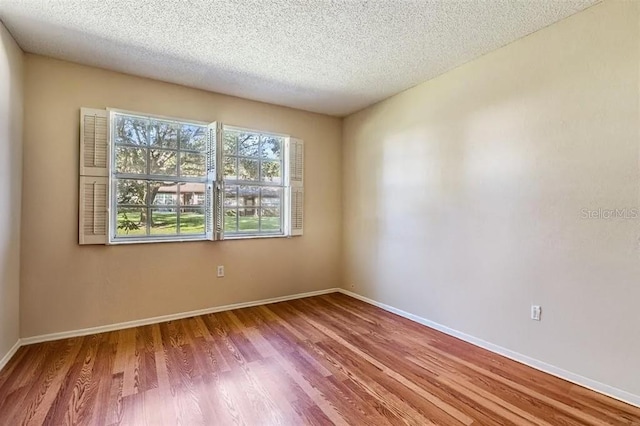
[177,125,182,178]
[145,121,152,237]
[258,204,262,233]
[257,137,263,232]
[258,135,263,182]
[145,182,151,236]
[176,125,181,236]
[176,183,181,235]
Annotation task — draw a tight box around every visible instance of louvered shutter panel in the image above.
[288,138,304,236]
[214,182,224,239]
[206,122,223,240]
[79,108,109,245]
[79,176,109,244]
[206,122,217,181]
[290,187,304,236]
[80,108,109,176]
[205,182,214,241]
[289,137,304,188]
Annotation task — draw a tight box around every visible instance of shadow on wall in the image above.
[355,38,640,331]
[0,24,23,357]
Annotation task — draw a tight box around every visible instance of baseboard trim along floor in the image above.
[338,289,640,409]
[4,286,638,408]
[0,339,21,372]
[19,288,340,346]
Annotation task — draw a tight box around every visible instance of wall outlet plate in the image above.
[531,305,542,321]
[217,265,224,278]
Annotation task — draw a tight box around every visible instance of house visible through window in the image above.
[112,112,208,240]
[222,126,285,236]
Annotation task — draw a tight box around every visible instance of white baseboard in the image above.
[0,339,22,372]
[20,288,340,346]
[337,288,640,409]
[7,286,640,408]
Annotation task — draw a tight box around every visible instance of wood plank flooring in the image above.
[0,293,638,425]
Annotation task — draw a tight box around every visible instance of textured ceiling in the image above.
[0,0,598,116]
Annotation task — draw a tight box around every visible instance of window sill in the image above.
[108,235,208,245]
[107,233,291,245]
[223,234,289,241]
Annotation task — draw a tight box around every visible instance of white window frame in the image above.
[221,124,288,239]
[100,109,298,245]
[108,109,214,244]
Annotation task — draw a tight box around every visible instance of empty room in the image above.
[0,0,639,424]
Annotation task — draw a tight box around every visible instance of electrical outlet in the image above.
[217,265,224,278]
[531,305,541,321]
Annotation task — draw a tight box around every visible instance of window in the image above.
[78,108,304,245]
[222,126,285,236]
[112,112,209,241]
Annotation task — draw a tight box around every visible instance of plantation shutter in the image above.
[79,108,109,244]
[206,122,223,240]
[288,138,304,236]
[205,182,214,241]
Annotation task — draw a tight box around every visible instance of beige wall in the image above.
[21,55,342,338]
[0,22,23,360]
[343,0,640,397]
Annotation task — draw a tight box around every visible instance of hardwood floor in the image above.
[0,293,638,425]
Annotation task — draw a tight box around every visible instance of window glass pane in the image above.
[261,136,282,159]
[261,161,281,183]
[179,182,205,206]
[238,186,260,207]
[238,208,259,233]
[150,208,178,235]
[111,113,222,242]
[223,130,237,155]
[179,125,206,151]
[111,114,293,241]
[237,133,259,157]
[115,115,148,146]
[180,208,205,234]
[150,149,177,175]
[180,153,206,177]
[150,120,178,148]
[261,187,282,206]
[116,179,147,205]
[238,158,259,181]
[224,185,238,207]
[115,146,147,174]
[116,207,147,236]
[261,207,281,232]
[223,157,237,180]
[149,181,178,206]
[224,208,238,233]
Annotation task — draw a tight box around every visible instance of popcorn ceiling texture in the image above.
[0,0,598,116]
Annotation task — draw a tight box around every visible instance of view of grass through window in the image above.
[113,113,208,238]
[111,114,287,240]
[222,127,285,235]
